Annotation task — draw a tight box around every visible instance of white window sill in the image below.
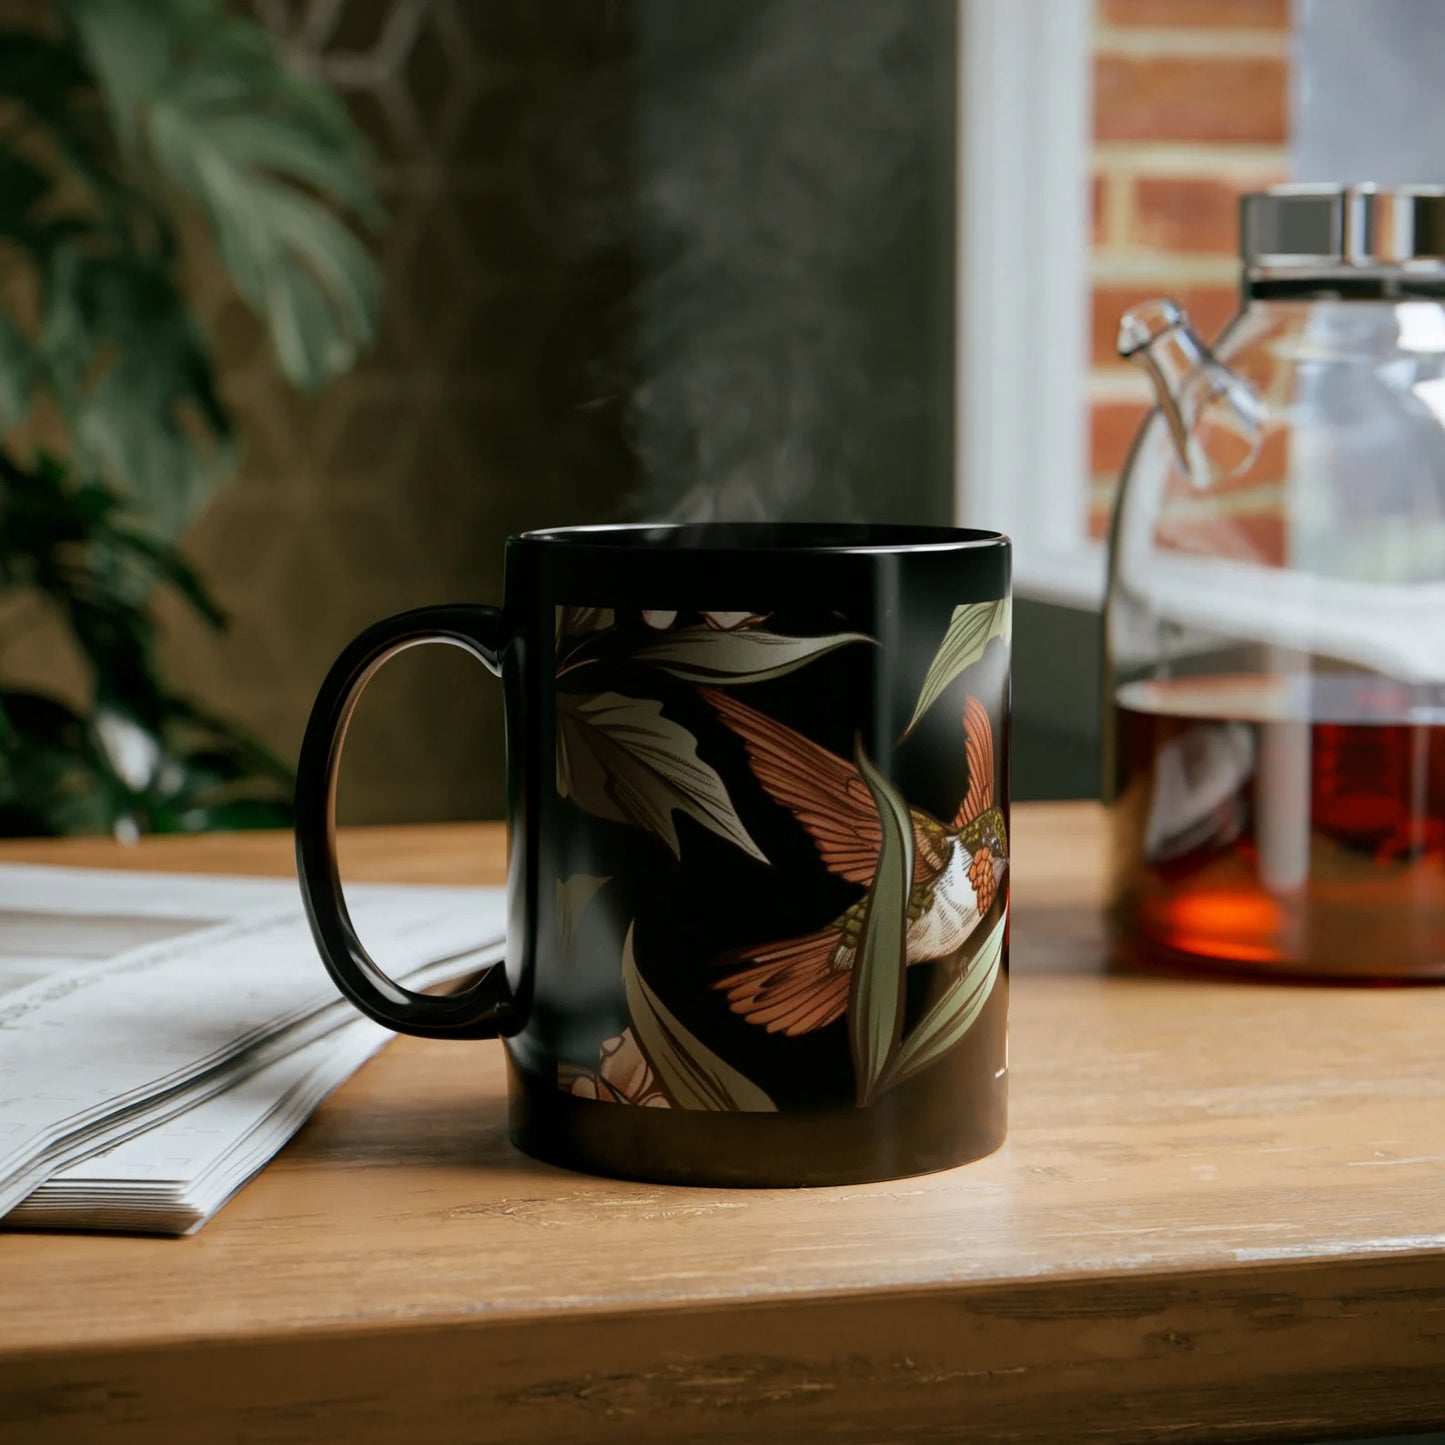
[1012,541,1107,611]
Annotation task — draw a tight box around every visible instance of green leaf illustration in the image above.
[557,691,767,863]
[621,924,776,1112]
[848,741,915,1107]
[632,627,873,685]
[557,872,610,960]
[555,606,614,642]
[901,599,1011,741]
[879,906,1007,1093]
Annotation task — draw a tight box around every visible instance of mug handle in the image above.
[295,605,516,1040]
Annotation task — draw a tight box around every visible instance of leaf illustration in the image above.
[556,606,614,642]
[557,691,767,863]
[557,873,610,959]
[879,906,1007,1093]
[622,924,777,1111]
[901,599,1012,741]
[632,627,873,685]
[848,741,915,1107]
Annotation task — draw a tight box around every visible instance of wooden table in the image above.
[2,804,1443,1444]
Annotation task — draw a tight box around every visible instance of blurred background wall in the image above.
[159,0,958,825]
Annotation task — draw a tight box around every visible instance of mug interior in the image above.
[518,522,1006,554]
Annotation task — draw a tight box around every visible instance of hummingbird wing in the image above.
[715,928,852,1036]
[701,687,949,886]
[954,696,995,828]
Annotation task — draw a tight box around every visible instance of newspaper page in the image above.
[0,866,506,1221]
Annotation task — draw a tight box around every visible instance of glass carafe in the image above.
[1105,185,1445,980]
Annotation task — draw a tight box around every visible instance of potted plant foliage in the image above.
[0,0,379,835]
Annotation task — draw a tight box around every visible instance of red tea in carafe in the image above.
[1110,674,1445,979]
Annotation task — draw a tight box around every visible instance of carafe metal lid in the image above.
[1241,184,1445,271]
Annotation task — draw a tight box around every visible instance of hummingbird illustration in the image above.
[701,688,1008,1036]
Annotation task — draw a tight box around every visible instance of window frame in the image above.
[954,0,1105,610]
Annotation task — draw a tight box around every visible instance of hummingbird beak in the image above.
[992,855,1009,888]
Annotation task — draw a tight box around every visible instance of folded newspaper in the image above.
[0,864,505,1235]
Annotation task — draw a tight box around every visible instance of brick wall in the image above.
[1088,0,1292,540]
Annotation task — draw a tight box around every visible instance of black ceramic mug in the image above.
[296,523,1011,1186]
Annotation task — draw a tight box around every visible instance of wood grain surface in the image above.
[2,805,1443,1444]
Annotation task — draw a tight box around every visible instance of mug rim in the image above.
[515,522,1009,556]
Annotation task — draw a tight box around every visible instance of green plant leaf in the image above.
[621,923,776,1112]
[557,873,610,960]
[632,627,873,685]
[0,37,117,228]
[0,2,371,835]
[62,0,173,150]
[848,741,915,1107]
[40,247,234,537]
[0,28,166,251]
[0,318,33,429]
[901,599,1011,741]
[878,906,1007,1094]
[67,0,381,391]
[0,689,110,837]
[106,524,226,628]
[0,35,90,124]
[0,150,53,251]
[172,797,293,832]
[202,184,377,387]
[164,695,296,785]
[0,452,295,838]
[556,691,767,863]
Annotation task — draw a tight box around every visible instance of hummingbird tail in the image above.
[716,929,850,1036]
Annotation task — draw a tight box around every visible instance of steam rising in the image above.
[531,0,953,524]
